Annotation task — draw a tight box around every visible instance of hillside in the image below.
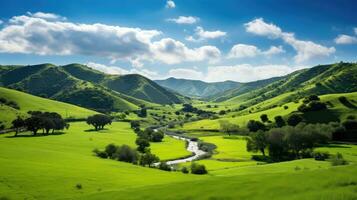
[155,77,240,98]
[216,62,357,109]
[0,87,98,127]
[0,64,181,111]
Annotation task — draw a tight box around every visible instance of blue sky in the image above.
[0,0,356,82]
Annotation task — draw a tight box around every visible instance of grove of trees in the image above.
[86,114,112,130]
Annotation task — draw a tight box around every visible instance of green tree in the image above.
[247,120,266,132]
[260,114,269,123]
[11,117,25,136]
[247,131,268,156]
[287,114,303,126]
[136,138,150,153]
[139,152,159,167]
[274,116,286,127]
[86,114,112,130]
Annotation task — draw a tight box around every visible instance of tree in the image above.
[247,120,266,132]
[138,106,147,118]
[136,138,150,153]
[0,121,5,130]
[219,120,239,135]
[247,131,268,156]
[139,152,159,167]
[151,131,164,142]
[274,116,286,128]
[260,114,269,123]
[105,143,118,158]
[25,115,43,135]
[287,114,303,126]
[113,145,138,163]
[86,114,112,130]
[11,117,25,136]
[190,163,207,174]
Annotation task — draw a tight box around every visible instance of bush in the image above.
[287,114,303,126]
[283,105,289,110]
[158,162,171,171]
[191,163,208,174]
[113,145,139,163]
[181,166,189,174]
[313,151,330,161]
[93,149,108,158]
[330,153,348,166]
[105,143,117,158]
[139,151,159,167]
[260,114,269,123]
[75,183,82,190]
[247,120,266,132]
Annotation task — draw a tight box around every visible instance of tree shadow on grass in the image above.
[84,128,109,132]
[339,98,357,110]
[6,131,66,138]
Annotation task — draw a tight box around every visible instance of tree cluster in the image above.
[298,95,327,112]
[11,111,68,136]
[94,143,159,167]
[247,123,333,161]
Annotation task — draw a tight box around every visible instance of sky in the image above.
[0,0,356,82]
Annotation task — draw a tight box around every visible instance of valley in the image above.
[1,62,357,199]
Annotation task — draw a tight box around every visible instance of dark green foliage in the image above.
[86,114,112,130]
[0,122,5,130]
[139,152,159,167]
[130,121,140,129]
[190,163,208,175]
[330,153,348,166]
[274,116,286,127]
[287,114,303,126]
[21,111,67,135]
[0,97,20,109]
[104,144,117,158]
[75,183,82,190]
[113,145,139,163]
[158,162,171,171]
[181,166,189,174]
[247,120,266,132]
[137,107,147,118]
[93,149,108,159]
[60,88,115,113]
[151,131,164,142]
[247,131,268,156]
[136,128,165,143]
[298,100,327,112]
[136,138,150,153]
[260,114,269,123]
[218,110,226,115]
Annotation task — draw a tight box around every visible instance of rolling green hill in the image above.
[0,87,98,127]
[0,63,181,111]
[155,77,241,98]
[216,62,357,109]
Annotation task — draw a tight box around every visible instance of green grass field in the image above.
[0,87,98,127]
[182,92,357,131]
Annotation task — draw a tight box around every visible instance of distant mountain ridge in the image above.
[0,63,184,112]
[155,77,241,98]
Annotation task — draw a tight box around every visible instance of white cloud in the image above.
[0,20,3,25]
[204,64,306,82]
[334,34,357,44]
[245,18,335,63]
[168,68,204,80]
[0,12,221,66]
[186,26,226,41]
[28,12,66,21]
[245,18,282,38]
[151,38,221,64]
[228,44,284,58]
[167,16,199,24]
[166,0,176,8]
[86,62,160,79]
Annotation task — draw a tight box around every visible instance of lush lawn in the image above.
[0,122,195,200]
[0,87,98,127]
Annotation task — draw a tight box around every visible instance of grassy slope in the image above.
[0,87,98,127]
[183,92,357,130]
[0,122,193,200]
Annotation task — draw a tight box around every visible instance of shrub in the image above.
[75,183,82,190]
[151,131,164,142]
[158,162,171,171]
[330,153,348,166]
[113,145,138,163]
[136,138,150,153]
[313,151,330,161]
[287,114,303,126]
[105,143,117,158]
[247,120,266,132]
[274,116,286,128]
[260,114,269,123]
[93,149,108,159]
[191,163,208,175]
[283,105,289,110]
[139,151,159,167]
[181,166,189,174]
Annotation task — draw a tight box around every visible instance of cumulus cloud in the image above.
[228,44,284,58]
[334,34,357,44]
[167,16,199,24]
[244,18,335,63]
[28,12,66,21]
[0,12,221,66]
[166,0,176,8]
[151,38,221,64]
[186,26,226,42]
[204,64,306,82]
[86,62,160,79]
